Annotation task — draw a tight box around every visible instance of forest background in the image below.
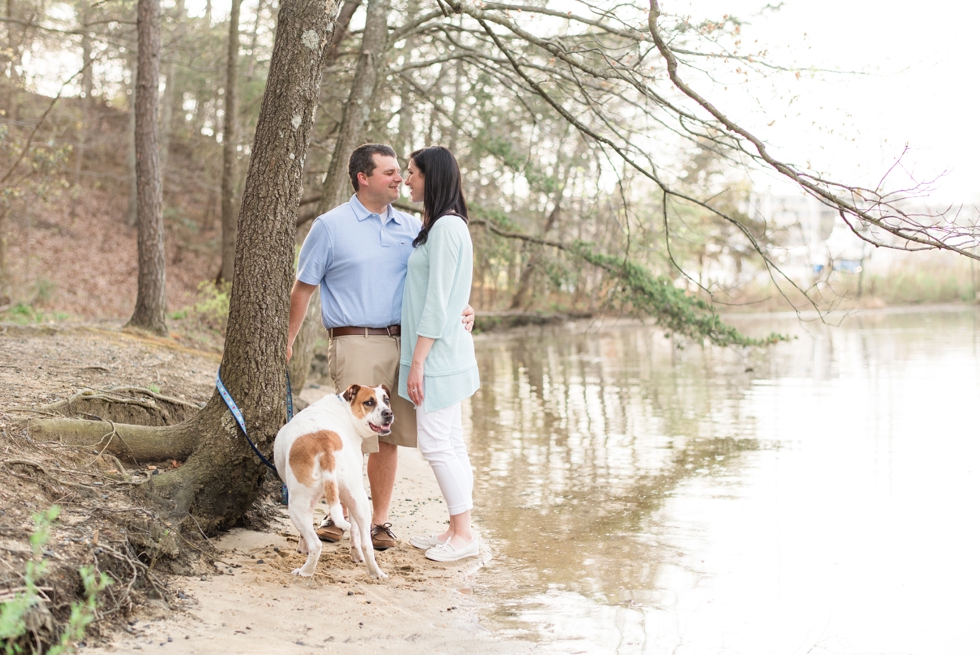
[2,0,979,356]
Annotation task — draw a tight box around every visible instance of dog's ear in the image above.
[342,384,360,403]
[380,384,391,398]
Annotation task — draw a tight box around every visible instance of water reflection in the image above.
[466,308,980,654]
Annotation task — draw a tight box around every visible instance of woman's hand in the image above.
[461,304,475,333]
[408,336,435,406]
[407,362,425,406]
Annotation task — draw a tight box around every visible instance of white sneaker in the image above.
[425,536,480,562]
[409,533,447,550]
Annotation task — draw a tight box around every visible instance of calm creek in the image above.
[465,307,980,654]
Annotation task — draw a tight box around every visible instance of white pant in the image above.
[416,402,473,516]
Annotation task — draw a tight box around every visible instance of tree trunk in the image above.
[0,206,9,306]
[3,0,21,120]
[160,0,184,174]
[73,1,92,187]
[448,55,464,152]
[287,0,386,395]
[508,144,573,310]
[324,0,361,63]
[393,0,420,157]
[396,81,414,157]
[286,292,321,391]
[126,55,139,227]
[314,0,389,217]
[218,0,243,284]
[142,0,340,532]
[126,0,168,336]
[244,0,266,80]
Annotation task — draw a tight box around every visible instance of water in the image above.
[465,308,980,654]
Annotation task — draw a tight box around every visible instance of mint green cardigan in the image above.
[398,215,480,412]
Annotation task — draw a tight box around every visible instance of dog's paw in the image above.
[291,568,314,577]
[334,517,351,531]
[371,569,388,580]
[350,549,364,564]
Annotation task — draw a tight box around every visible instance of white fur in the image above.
[273,385,392,579]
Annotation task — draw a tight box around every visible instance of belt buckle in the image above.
[385,325,392,337]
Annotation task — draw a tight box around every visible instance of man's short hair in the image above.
[348,144,397,191]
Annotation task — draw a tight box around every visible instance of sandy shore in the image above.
[82,387,531,655]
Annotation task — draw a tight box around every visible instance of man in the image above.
[287,143,473,551]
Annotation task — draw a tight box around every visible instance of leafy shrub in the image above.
[0,506,112,654]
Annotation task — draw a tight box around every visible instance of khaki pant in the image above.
[327,334,417,454]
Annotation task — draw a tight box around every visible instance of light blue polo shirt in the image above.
[297,194,422,329]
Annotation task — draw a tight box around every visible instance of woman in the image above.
[400,146,481,562]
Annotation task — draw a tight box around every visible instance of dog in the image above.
[273,383,393,579]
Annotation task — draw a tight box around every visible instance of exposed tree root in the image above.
[28,418,198,461]
[37,386,201,426]
[29,388,278,544]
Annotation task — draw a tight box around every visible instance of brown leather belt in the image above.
[329,325,401,337]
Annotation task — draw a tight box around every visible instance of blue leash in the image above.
[215,366,294,503]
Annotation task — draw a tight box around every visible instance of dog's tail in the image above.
[324,478,350,531]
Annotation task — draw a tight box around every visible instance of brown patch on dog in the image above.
[324,479,339,506]
[342,384,361,403]
[348,385,379,420]
[289,430,344,486]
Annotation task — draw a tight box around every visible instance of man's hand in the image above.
[462,304,475,333]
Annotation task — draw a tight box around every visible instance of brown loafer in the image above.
[370,523,397,551]
[315,518,344,543]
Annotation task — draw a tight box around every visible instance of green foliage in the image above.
[5,302,43,324]
[192,281,232,332]
[167,281,232,348]
[0,506,112,655]
[1,302,68,325]
[570,242,786,347]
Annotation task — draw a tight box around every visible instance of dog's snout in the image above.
[381,408,393,422]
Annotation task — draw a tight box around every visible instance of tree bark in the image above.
[244,0,266,80]
[160,0,184,174]
[29,419,198,461]
[324,0,361,63]
[126,55,139,227]
[218,0,243,284]
[127,0,168,336]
